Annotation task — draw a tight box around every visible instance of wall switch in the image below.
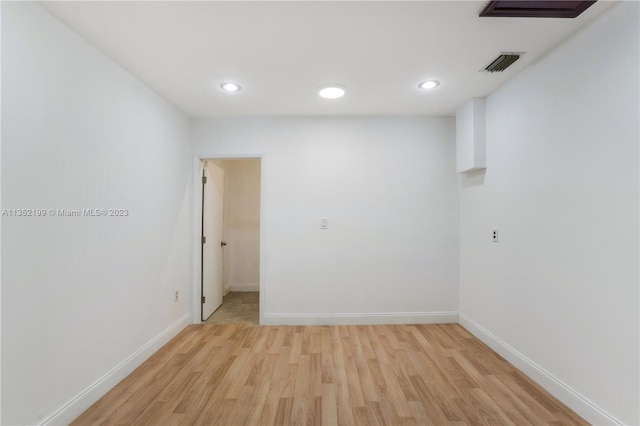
[320,217,328,230]
[174,289,179,302]
[492,228,498,242]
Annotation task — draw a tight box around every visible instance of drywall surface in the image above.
[455,98,486,173]
[2,3,191,424]
[223,159,261,292]
[192,116,459,323]
[459,2,639,424]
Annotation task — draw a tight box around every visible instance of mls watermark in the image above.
[1,208,129,217]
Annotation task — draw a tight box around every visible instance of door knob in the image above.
[221,241,227,247]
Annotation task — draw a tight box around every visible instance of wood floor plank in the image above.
[226,384,258,425]
[71,324,587,426]
[224,350,256,399]
[273,397,294,425]
[294,354,312,399]
[288,331,303,364]
[308,352,323,397]
[321,384,338,426]
[407,375,451,424]
[307,395,323,426]
[244,380,272,425]
[256,385,280,426]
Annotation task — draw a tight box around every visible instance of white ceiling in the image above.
[41,1,616,117]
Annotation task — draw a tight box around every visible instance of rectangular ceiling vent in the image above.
[479,1,597,18]
[483,53,521,73]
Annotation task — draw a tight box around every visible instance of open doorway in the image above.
[200,158,261,324]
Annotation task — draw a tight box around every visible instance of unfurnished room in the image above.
[1,1,638,425]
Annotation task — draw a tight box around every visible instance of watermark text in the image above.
[2,208,129,217]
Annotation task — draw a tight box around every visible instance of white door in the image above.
[202,160,225,320]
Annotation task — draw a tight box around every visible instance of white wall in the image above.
[459,2,639,424]
[222,159,261,292]
[1,3,192,424]
[0,2,4,422]
[192,117,459,324]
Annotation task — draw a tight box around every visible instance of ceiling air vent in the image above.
[479,1,597,18]
[484,53,521,73]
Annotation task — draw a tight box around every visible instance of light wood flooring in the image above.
[72,324,587,425]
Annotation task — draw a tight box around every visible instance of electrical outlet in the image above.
[174,289,179,302]
[492,228,498,242]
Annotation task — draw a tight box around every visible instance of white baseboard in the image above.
[228,282,259,292]
[458,314,622,426]
[40,313,192,426]
[262,311,458,326]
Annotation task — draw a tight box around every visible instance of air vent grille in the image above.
[484,53,521,73]
[479,1,597,18]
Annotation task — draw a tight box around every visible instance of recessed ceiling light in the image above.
[319,85,346,99]
[220,82,242,92]
[419,80,440,90]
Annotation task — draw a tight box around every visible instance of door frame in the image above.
[191,154,266,325]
